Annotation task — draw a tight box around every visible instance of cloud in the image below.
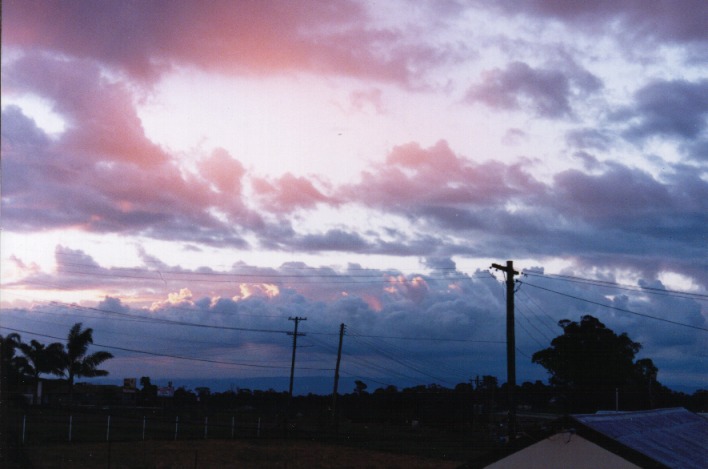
[465,61,601,118]
[252,173,333,213]
[341,140,543,210]
[349,88,386,114]
[292,229,370,252]
[2,1,446,87]
[4,54,169,168]
[1,57,264,243]
[565,128,613,152]
[3,256,704,389]
[484,0,708,47]
[617,79,708,146]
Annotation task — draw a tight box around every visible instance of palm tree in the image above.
[1,333,28,388]
[18,339,64,405]
[60,323,114,405]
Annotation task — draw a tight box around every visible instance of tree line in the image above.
[1,323,113,405]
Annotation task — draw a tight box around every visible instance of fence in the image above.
[10,408,278,446]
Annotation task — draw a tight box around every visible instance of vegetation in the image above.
[532,315,693,412]
[61,323,114,404]
[2,318,706,467]
[1,323,114,406]
[17,340,64,405]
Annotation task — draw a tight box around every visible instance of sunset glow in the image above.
[1,0,706,393]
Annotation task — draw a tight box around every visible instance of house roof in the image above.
[572,408,708,469]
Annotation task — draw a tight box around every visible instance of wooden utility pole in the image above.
[491,260,519,442]
[288,317,307,398]
[332,323,346,422]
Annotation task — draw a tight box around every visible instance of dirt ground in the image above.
[21,439,466,468]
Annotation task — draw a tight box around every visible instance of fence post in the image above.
[174,416,179,441]
[257,417,261,438]
[204,416,208,439]
[106,415,111,441]
[231,416,235,439]
[142,416,146,441]
[22,415,26,444]
[69,415,73,442]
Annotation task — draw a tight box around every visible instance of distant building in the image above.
[479,408,708,469]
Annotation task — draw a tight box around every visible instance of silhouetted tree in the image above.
[60,323,114,405]
[532,315,652,412]
[17,339,64,405]
[354,380,368,395]
[0,333,26,386]
[139,376,158,405]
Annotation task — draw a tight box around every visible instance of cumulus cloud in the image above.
[3,255,705,389]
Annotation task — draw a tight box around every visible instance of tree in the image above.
[139,376,158,405]
[532,315,650,412]
[354,380,368,395]
[60,323,114,404]
[0,333,26,386]
[17,339,64,405]
[1,333,32,413]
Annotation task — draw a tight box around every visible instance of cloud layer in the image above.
[2,1,706,390]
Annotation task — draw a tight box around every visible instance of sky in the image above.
[1,0,707,395]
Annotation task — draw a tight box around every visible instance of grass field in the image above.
[18,439,468,468]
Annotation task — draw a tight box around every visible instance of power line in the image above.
[52,302,291,334]
[522,271,708,301]
[347,333,454,385]
[346,329,475,384]
[0,325,333,371]
[318,331,503,343]
[7,300,506,345]
[516,288,561,337]
[520,281,708,332]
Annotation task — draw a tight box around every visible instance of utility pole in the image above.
[491,260,519,443]
[332,323,346,423]
[288,317,307,398]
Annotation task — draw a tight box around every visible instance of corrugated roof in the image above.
[572,408,708,469]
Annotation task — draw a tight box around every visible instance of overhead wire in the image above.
[348,330,476,377]
[0,325,333,371]
[347,331,460,386]
[521,271,708,302]
[520,280,708,332]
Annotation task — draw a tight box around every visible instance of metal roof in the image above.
[572,408,708,469]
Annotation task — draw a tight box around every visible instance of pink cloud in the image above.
[252,173,333,213]
[2,1,441,87]
[198,148,246,196]
[341,140,544,209]
[2,55,261,240]
[349,88,385,114]
[6,54,168,168]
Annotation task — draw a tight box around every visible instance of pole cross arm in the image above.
[491,263,519,275]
